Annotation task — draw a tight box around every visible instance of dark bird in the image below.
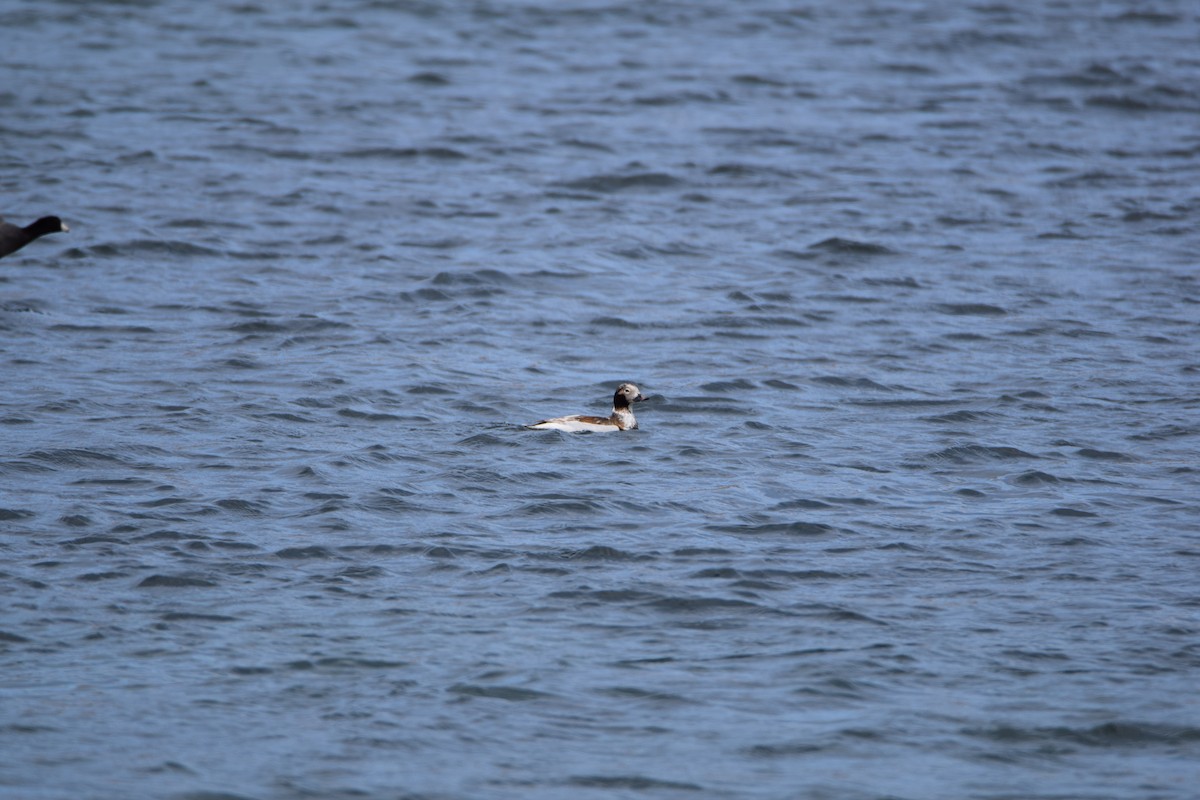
[0,216,70,260]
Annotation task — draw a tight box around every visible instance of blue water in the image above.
[3,2,1199,799]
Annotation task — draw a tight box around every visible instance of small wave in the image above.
[1087,91,1199,113]
[751,568,848,581]
[163,217,237,230]
[744,741,826,757]
[48,323,158,334]
[543,545,649,561]
[1122,209,1182,223]
[399,237,469,249]
[555,172,683,193]
[877,62,937,75]
[400,287,452,302]
[1045,169,1131,188]
[731,74,792,87]
[690,567,741,580]
[359,492,425,515]
[1022,64,1131,89]
[213,144,313,160]
[336,408,405,422]
[1051,507,1099,518]
[648,595,762,613]
[811,293,884,304]
[408,70,450,86]
[215,498,269,515]
[1076,447,1135,461]
[709,521,834,537]
[807,237,896,255]
[771,499,833,510]
[221,357,264,370]
[429,268,512,285]
[344,145,467,160]
[844,398,955,410]
[599,686,691,704]
[700,315,809,329]
[922,410,1000,423]
[1129,424,1196,441]
[699,379,756,393]
[814,375,895,392]
[65,534,126,546]
[70,240,222,258]
[863,276,921,289]
[1108,11,1180,24]
[70,476,156,486]
[275,546,335,559]
[927,444,1039,463]
[568,775,703,791]
[658,397,745,415]
[935,302,1007,316]
[448,684,553,702]
[260,412,315,423]
[516,499,606,515]
[0,300,50,315]
[799,604,888,625]
[707,162,795,179]
[1011,470,1062,485]
[138,496,191,508]
[405,384,455,395]
[611,241,702,260]
[635,90,731,106]
[161,612,237,623]
[459,432,521,447]
[586,315,638,329]
[138,574,217,588]
[227,317,350,334]
[21,448,127,468]
[968,721,1200,748]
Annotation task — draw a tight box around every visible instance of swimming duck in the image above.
[526,383,646,432]
[0,216,69,260]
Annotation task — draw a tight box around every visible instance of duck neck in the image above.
[610,406,637,430]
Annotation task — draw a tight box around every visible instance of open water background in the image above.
[3,2,1199,798]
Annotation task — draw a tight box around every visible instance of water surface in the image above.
[2,2,1199,799]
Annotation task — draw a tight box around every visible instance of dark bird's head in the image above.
[613,383,645,409]
[29,216,69,237]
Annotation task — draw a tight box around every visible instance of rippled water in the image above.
[3,2,1199,799]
